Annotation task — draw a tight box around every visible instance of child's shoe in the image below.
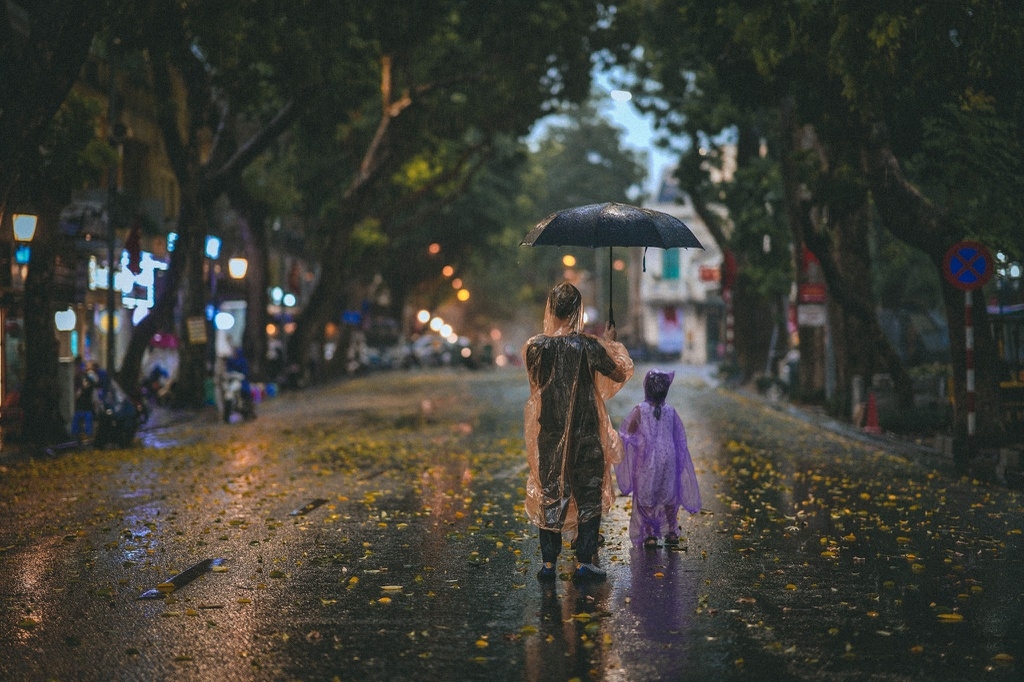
[664,534,680,545]
[536,562,557,581]
[643,536,659,549]
[573,563,606,582]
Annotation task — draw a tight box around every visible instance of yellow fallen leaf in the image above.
[378,597,392,604]
[785,584,797,590]
[475,639,489,648]
[211,565,228,573]
[381,585,403,592]
[520,625,538,635]
[993,653,1014,662]
[156,582,176,594]
[937,613,963,622]
[654,572,665,578]
[237,597,252,604]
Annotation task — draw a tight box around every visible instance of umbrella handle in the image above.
[608,247,615,327]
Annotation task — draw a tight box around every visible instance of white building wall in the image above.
[634,172,724,365]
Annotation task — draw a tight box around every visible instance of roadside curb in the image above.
[735,386,1024,488]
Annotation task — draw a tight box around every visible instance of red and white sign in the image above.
[798,283,826,304]
[797,304,827,327]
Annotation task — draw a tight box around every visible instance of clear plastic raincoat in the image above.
[616,370,701,546]
[523,284,633,540]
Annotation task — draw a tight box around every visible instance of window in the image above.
[662,249,680,280]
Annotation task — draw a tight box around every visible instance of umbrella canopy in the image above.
[521,202,703,326]
[521,202,703,249]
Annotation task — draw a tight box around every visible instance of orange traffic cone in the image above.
[863,392,881,434]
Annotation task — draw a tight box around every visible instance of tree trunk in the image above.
[863,136,1005,457]
[732,277,779,381]
[171,216,210,408]
[287,249,348,381]
[232,192,270,381]
[820,202,913,416]
[780,103,911,414]
[22,200,67,444]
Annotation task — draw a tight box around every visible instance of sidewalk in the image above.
[0,402,205,461]
[744,384,1024,488]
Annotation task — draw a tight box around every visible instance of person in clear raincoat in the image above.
[523,282,633,582]
[616,369,701,548]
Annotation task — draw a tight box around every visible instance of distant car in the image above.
[407,335,449,367]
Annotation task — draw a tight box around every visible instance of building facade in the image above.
[630,172,724,365]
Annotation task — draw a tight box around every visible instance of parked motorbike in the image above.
[220,370,256,423]
[94,379,146,448]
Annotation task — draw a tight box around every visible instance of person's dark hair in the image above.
[643,369,675,419]
[549,282,581,320]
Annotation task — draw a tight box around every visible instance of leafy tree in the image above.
[0,1,107,217]
[110,0,345,405]
[605,1,1024,450]
[281,1,608,375]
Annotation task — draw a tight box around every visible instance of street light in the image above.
[205,235,222,260]
[11,213,35,287]
[228,257,248,279]
[12,214,37,242]
[54,307,76,331]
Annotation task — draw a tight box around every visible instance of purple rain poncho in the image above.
[523,283,633,541]
[616,370,701,546]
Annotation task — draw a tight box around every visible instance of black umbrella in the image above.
[521,202,703,325]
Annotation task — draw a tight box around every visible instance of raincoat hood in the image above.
[643,369,675,419]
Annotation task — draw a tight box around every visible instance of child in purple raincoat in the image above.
[617,369,701,548]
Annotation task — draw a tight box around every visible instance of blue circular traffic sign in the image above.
[943,240,993,291]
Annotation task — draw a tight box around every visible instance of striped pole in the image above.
[965,289,975,444]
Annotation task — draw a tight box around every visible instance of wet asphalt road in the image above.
[1,364,1023,681]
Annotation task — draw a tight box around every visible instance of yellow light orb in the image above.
[456,289,470,302]
[562,254,576,267]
